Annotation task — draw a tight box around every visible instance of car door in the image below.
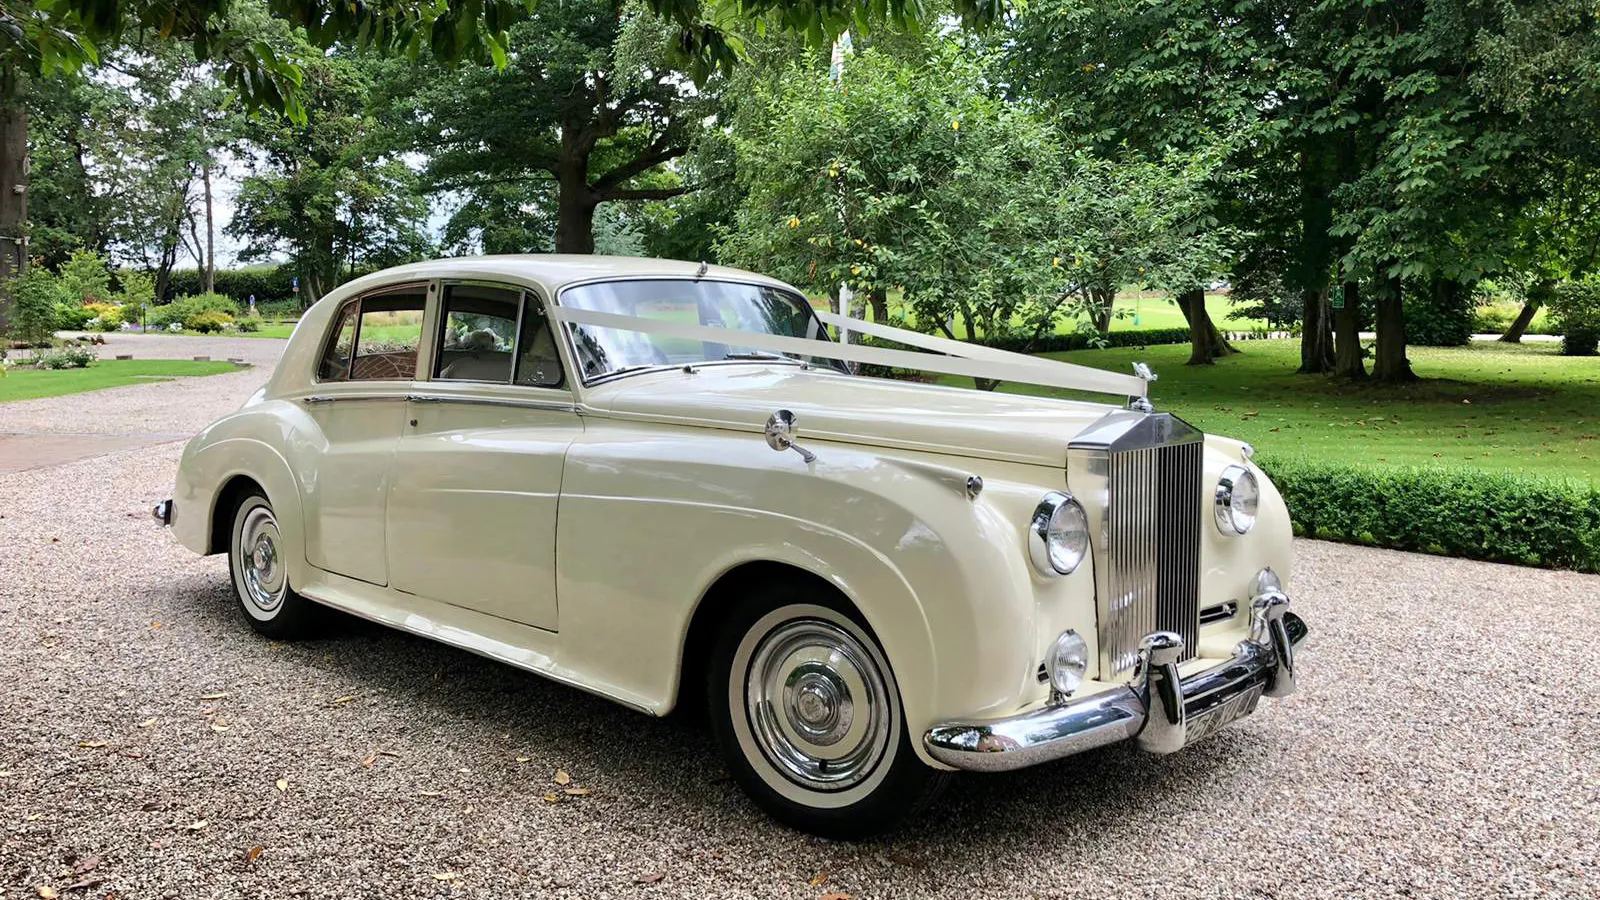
[385,282,579,632]
[297,283,430,586]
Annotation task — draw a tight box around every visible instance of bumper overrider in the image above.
[925,592,1307,772]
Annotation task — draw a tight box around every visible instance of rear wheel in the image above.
[707,585,950,839]
[228,491,321,639]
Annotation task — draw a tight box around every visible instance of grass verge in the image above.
[0,359,240,403]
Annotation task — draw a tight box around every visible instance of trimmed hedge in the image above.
[977,327,1194,353]
[167,268,298,305]
[1262,456,1600,573]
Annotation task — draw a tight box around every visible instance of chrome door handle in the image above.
[301,395,334,404]
[405,394,445,402]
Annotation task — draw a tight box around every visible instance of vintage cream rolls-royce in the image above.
[156,255,1307,838]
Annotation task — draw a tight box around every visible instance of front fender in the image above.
[553,423,1089,767]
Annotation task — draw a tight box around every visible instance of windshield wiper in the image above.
[721,351,792,361]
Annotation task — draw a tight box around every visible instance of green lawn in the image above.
[938,339,1600,483]
[0,359,239,403]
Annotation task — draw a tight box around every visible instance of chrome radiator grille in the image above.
[1103,439,1203,676]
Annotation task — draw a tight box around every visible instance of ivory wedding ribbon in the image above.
[550,306,1149,399]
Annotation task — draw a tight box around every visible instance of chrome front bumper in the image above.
[924,593,1307,772]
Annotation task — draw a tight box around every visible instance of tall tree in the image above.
[403,0,720,254]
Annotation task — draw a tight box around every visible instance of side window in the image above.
[514,295,564,388]
[317,301,359,381]
[316,287,426,382]
[435,284,521,383]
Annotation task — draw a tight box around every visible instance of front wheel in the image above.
[707,589,950,839]
[228,491,321,639]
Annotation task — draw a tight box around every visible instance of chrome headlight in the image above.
[1047,629,1089,696]
[1214,465,1260,535]
[1028,492,1089,576]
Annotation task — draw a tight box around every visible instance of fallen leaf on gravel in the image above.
[25,814,41,822]
[137,718,157,728]
[330,696,355,705]
[184,820,208,831]
[33,885,57,899]
[430,873,459,881]
[196,692,228,701]
[209,724,230,733]
[275,779,288,793]
[360,754,377,767]
[541,793,561,803]
[514,756,532,763]
[563,787,590,796]
[151,622,162,629]
[635,872,665,885]
[73,857,100,874]
[244,847,264,864]
[819,893,850,900]
[552,770,570,785]
[419,790,443,797]
[63,878,100,893]
[808,871,829,887]
[77,741,106,748]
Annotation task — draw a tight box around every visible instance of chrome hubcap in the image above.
[745,619,890,791]
[238,506,286,613]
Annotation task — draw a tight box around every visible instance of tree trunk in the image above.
[1089,284,1116,334]
[1176,287,1236,365]
[202,159,215,294]
[0,69,27,332]
[1371,274,1416,383]
[555,154,597,254]
[1333,279,1366,379]
[1500,279,1552,343]
[869,287,888,323]
[1295,141,1336,374]
[1299,285,1335,373]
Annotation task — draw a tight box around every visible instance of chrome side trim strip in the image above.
[404,393,577,413]
[299,393,407,404]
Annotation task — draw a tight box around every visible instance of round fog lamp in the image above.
[1214,465,1260,535]
[1048,629,1089,696]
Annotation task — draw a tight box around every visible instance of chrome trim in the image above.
[1027,492,1088,576]
[965,475,984,500]
[404,393,576,413]
[1214,464,1258,535]
[152,499,172,527]
[1199,601,1238,625]
[923,598,1308,772]
[299,393,406,404]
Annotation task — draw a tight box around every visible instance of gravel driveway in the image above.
[2,339,1597,898]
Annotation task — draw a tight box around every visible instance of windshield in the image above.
[560,278,841,381]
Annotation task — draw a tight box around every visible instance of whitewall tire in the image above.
[228,492,320,639]
[707,585,949,839]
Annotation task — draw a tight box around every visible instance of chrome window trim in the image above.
[299,392,409,404]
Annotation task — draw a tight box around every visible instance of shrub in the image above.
[187,310,234,333]
[57,249,113,305]
[874,326,1194,355]
[1549,278,1600,356]
[81,302,125,331]
[234,317,261,333]
[148,292,241,330]
[1262,457,1600,574]
[1403,285,1474,347]
[53,301,93,330]
[1,267,65,345]
[33,346,97,369]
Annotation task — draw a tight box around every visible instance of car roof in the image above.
[334,255,794,299]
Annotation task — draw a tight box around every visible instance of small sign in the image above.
[292,276,300,293]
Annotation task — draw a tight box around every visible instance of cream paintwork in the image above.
[169,255,1294,771]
